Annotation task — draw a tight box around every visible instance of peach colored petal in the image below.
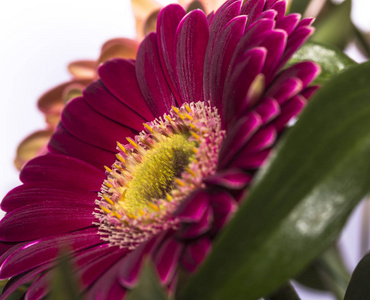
[14,129,53,170]
[68,60,97,79]
[143,9,160,36]
[98,38,140,63]
[131,0,162,39]
[62,83,85,105]
[186,1,206,12]
[45,112,62,129]
[178,0,224,13]
[37,79,91,114]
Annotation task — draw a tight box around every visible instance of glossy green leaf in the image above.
[312,0,354,49]
[179,61,370,300]
[344,251,370,300]
[288,42,356,84]
[126,260,167,300]
[50,253,81,300]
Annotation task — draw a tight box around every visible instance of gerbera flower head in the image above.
[0,0,320,299]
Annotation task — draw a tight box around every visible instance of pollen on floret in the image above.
[95,102,225,249]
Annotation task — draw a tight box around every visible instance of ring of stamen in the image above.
[94,101,225,249]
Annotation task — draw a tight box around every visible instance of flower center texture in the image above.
[95,102,225,249]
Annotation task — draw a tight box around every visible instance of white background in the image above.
[0,0,370,299]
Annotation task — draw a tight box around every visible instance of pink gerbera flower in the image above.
[0,0,320,299]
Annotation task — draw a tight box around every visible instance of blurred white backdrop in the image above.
[0,0,370,299]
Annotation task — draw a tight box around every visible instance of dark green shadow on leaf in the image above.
[288,41,356,85]
[179,61,370,300]
[264,281,300,300]
[126,259,168,300]
[344,251,370,300]
[0,280,26,300]
[50,252,81,300]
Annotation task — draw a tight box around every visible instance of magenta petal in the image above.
[156,4,186,105]
[177,207,213,239]
[231,148,271,169]
[210,191,237,232]
[301,85,320,99]
[20,154,105,190]
[241,126,277,155]
[26,247,124,299]
[153,238,183,285]
[273,94,306,132]
[73,244,114,268]
[204,0,245,78]
[136,33,176,117]
[278,26,315,69]
[204,169,252,189]
[23,271,52,300]
[277,61,321,89]
[119,236,160,288]
[265,0,280,9]
[98,59,155,121]
[1,263,52,300]
[0,228,100,279]
[0,203,94,242]
[0,242,28,267]
[86,254,127,300]
[241,0,264,26]
[258,30,287,83]
[212,0,241,24]
[62,97,135,152]
[270,0,286,20]
[104,281,127,300]
[276,13,301,35]
[206,16,247,116]
[175,9,209,103]
[78,248,127,288]
[49,125,115,170]
[254,97,280,123]
[299,18,314,27]
[218,112,262,169]
[265,77,303,105]
[174,190,210,223]
[256,9,277,22]
[223,48,266,127]
[83,80,146,131]
[181,237,211,273]
[237,18,275,56]
[2,182,96,212]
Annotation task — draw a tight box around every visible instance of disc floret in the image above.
[95,102,225,249]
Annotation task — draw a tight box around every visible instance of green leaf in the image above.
[0,280,26,300]
[288,0,312,14]
[344,251,370,300]
[264,282,300,300]
[288,42,356,85]
[126,259,168,300]
[312,0,354,49]
[314,245,350,299]
[295,244,350,295]
[179,61,370,300]
[50,253,81,300]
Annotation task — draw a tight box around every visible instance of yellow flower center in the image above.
[95,102,225,249]
[120,133,195,216]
